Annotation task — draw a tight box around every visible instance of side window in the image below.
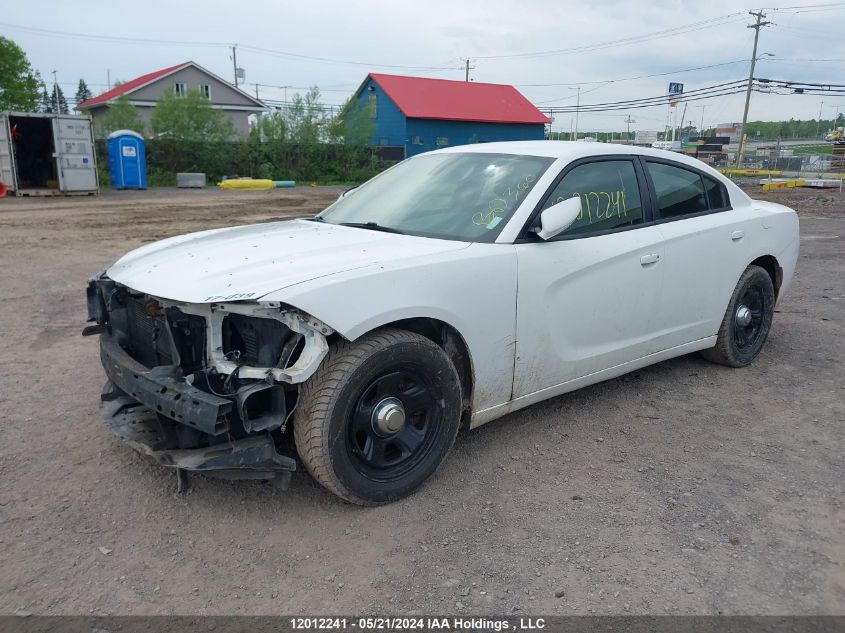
[646,161,708,219]
[541,160,644,237]
[703,176,728,210]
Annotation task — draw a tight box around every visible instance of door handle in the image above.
[731,230,745,241]
[640,253,660,266]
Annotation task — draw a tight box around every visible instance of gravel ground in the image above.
[0,185,842,616]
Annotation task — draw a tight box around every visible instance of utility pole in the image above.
[624,114,635,139]
[51,70,59,112]
[255,83,260,99]
[232,45,239,88]
[574,86,581,141]
[696,104,707,137]
[463,59,475,82]
[816,101,824,138]
[736,10,770,168]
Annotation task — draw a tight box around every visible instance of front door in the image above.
[513,157,664,398]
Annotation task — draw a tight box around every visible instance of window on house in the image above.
[199,84,211,100]
[368,94,377,118]
[174,83,187,97]
[411,136,423,145]
[435,137,449,147]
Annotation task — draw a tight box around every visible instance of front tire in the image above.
[294,328,462,505]
[702,265,775,367]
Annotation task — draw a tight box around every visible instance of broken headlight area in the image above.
[85,276,333,482]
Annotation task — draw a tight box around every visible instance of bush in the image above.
[95,138,392,187]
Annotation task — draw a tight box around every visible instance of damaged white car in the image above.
[85,141,799,505]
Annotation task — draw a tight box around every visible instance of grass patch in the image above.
[793,144,833,155]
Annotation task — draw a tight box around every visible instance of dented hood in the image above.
[106,219,469,303]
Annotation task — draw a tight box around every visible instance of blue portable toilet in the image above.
[107,130,147,189]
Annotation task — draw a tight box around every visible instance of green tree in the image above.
[327,96,375,145]
[151,89,236,141]
[74,79,93,107]
[99,94,145,136]
[258,108,288,141]
[0,36,41,111]
[50,83,69,114]
[285,87,326,144]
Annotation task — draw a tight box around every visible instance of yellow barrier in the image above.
[718,169,783,176]
[761,179,806,191]
[217,179,275,190]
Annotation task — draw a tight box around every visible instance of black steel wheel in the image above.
[294,328,462,505]
[347,369,442,482]
[702,265,775,367]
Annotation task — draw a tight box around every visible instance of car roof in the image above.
[436,140,691,162]
[434,140,752,206]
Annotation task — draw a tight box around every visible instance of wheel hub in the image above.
[371,397,406,436]
[736,305,752,327]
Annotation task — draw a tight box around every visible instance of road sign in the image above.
[668,82,684,95]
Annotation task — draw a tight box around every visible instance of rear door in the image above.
[512,157,665,398]
[0,114,17,192]
[641,158,753,351]
[51,115,98,192]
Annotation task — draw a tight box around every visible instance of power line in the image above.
[0,21,460,71]
[473,13,746,60]
[516,59,748,88]
[546,80,749,111]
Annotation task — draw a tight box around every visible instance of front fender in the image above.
[261,242,519,414]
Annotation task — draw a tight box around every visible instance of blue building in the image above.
[352,73,550,157]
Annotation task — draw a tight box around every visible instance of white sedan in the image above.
[85,141,799,504]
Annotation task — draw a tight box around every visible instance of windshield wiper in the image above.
[338,221,406,235]
[307,216,325,222]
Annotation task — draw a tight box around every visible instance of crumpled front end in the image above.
[85,275,334,486]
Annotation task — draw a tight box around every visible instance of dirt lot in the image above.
[0,185,842,616]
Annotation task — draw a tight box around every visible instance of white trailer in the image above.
[0,111,98,196]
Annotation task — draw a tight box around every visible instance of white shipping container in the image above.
[0,111,98,196]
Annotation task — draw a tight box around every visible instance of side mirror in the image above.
[536,196,581,240]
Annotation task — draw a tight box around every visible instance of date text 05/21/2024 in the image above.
[289,617,547,631]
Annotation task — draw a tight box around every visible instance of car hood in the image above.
[106,219,469,303]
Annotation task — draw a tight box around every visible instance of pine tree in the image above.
[50,83,69,114]
[38,85,52,113]
[74,79,93,107]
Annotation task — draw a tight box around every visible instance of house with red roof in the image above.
[77,61,266,137]
[352,73,550,157]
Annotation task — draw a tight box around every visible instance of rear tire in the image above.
[702,265,775,367]
[294,328,462,505]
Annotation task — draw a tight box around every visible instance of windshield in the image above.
[318,152,555,242]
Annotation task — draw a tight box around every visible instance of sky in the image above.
[4,0,845,134]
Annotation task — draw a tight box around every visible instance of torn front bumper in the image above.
[101,381,296,485]
[100,331,233,435]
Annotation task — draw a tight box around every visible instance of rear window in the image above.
[704,176,729,209]
[645,161,708,219]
